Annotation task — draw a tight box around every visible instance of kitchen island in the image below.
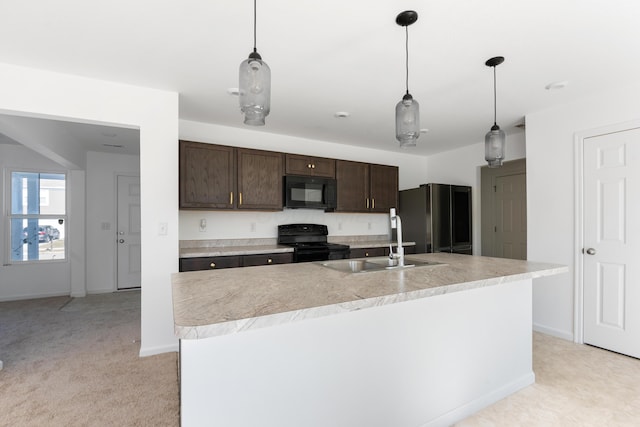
[172,253,567,427]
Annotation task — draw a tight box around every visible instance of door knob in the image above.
[585,248,596,255]
[119,239,125,243]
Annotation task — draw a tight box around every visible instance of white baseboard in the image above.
[0,291,69,302]
[533,323,574,341]
[139,342,179,357]
[421,372,536,427]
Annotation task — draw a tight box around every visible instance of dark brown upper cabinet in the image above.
[336,160,398,213]
[179,140,283,210]
[236,147,284,210]
[180,141,235,209]
[285,154,336,178]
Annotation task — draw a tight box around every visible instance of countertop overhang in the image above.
[172,253,567,340]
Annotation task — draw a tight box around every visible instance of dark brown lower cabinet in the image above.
[179,252,293,272]
[349,245,416,259]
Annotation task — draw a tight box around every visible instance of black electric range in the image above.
[277,224,350,262]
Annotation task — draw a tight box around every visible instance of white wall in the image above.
[424,131,526,255]
[0,144,71,300]
[0,62,179,356]
[179,120,429,241]
[86,151,140,293]
[526,83,640,340]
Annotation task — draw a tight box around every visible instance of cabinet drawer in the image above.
[285,154,336,178]
[243,252,293,267]
[179,256,242,272]
[349,247,387,258]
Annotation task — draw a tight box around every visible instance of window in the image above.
[9,171,66,262]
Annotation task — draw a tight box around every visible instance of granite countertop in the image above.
[179,236,413,258]
[172,253,567,340]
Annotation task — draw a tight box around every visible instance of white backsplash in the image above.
[179,209,392,240]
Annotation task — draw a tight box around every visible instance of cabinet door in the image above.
[237,148,284,210]
[179,141,235,209]
[349,247,386,258]
[285,154,336,178]
[336,160,369,212]
[179,256,242,272]
[243,252,293,267]
[369,164,398,213]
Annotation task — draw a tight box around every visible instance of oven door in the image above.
[294,247,330,263]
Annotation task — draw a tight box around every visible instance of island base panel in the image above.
[180,279,533,427]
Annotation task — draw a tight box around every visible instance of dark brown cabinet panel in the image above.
[336,161,398,213]
[349,247,387,258]
[349,245,415,259]
[285,154,336,178]
[180,141,235,209]
[180,141,283,211]
[242,252,293,267]
[179,252,293,272]
[336,160,369,212]
[179,255,242,272]
[369,164,399,212]
[237,148,283,210]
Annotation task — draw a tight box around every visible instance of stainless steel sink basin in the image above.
[320,257,443,273]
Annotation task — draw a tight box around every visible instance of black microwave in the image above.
[283,175,337,211]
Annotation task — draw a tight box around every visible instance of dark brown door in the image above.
[336,160,369,212]
[237,148,284,210]
[369,164,398,212]
[285,154,336,178]
[179,141,235,209]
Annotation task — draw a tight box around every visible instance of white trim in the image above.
[573,118,640,345]
[573,131,584,344]
[0,290,69,302]
[139,342,179,357]
[533,322,574,341]
[420,373,535,427]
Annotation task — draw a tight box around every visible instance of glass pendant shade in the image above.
[485,124,506,168]
[239,51,271,126]
[395,93,420,148]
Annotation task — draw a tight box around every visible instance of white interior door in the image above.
[117,175,141,290]
[495,173,527,260]
[583,127,640,358]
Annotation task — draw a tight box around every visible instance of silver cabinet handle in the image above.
[585,248,596,255]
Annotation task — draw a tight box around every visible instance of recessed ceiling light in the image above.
[545,81,568,90]
[227,88,240,96]
[334,112,350,118]
[103,143,124,148]
[420,128,429,133]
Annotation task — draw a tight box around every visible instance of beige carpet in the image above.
[2,292,640,426]
[0,291,178,427]
[457,332,640,426]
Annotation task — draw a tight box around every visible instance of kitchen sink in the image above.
[319,257,443,273]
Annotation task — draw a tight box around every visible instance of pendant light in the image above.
[485,56,505,167]
[239,0,270,126]
[395,10,420,148]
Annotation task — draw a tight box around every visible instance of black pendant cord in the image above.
[253,0,257,53]
[404,25,409,95]
[492,66,497,126]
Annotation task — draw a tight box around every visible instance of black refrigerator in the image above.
[398,184,472,254]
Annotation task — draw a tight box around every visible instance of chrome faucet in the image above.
[389,208,405,267]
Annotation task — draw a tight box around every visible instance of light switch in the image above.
[158,222,168,236]
[200,219,207,232]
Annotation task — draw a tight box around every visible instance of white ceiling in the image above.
[1,0,640,156]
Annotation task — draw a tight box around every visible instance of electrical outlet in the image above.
[199,218,207,232]
[338,222,342,231]
[368,222,372,230]
[250,222,256,232]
